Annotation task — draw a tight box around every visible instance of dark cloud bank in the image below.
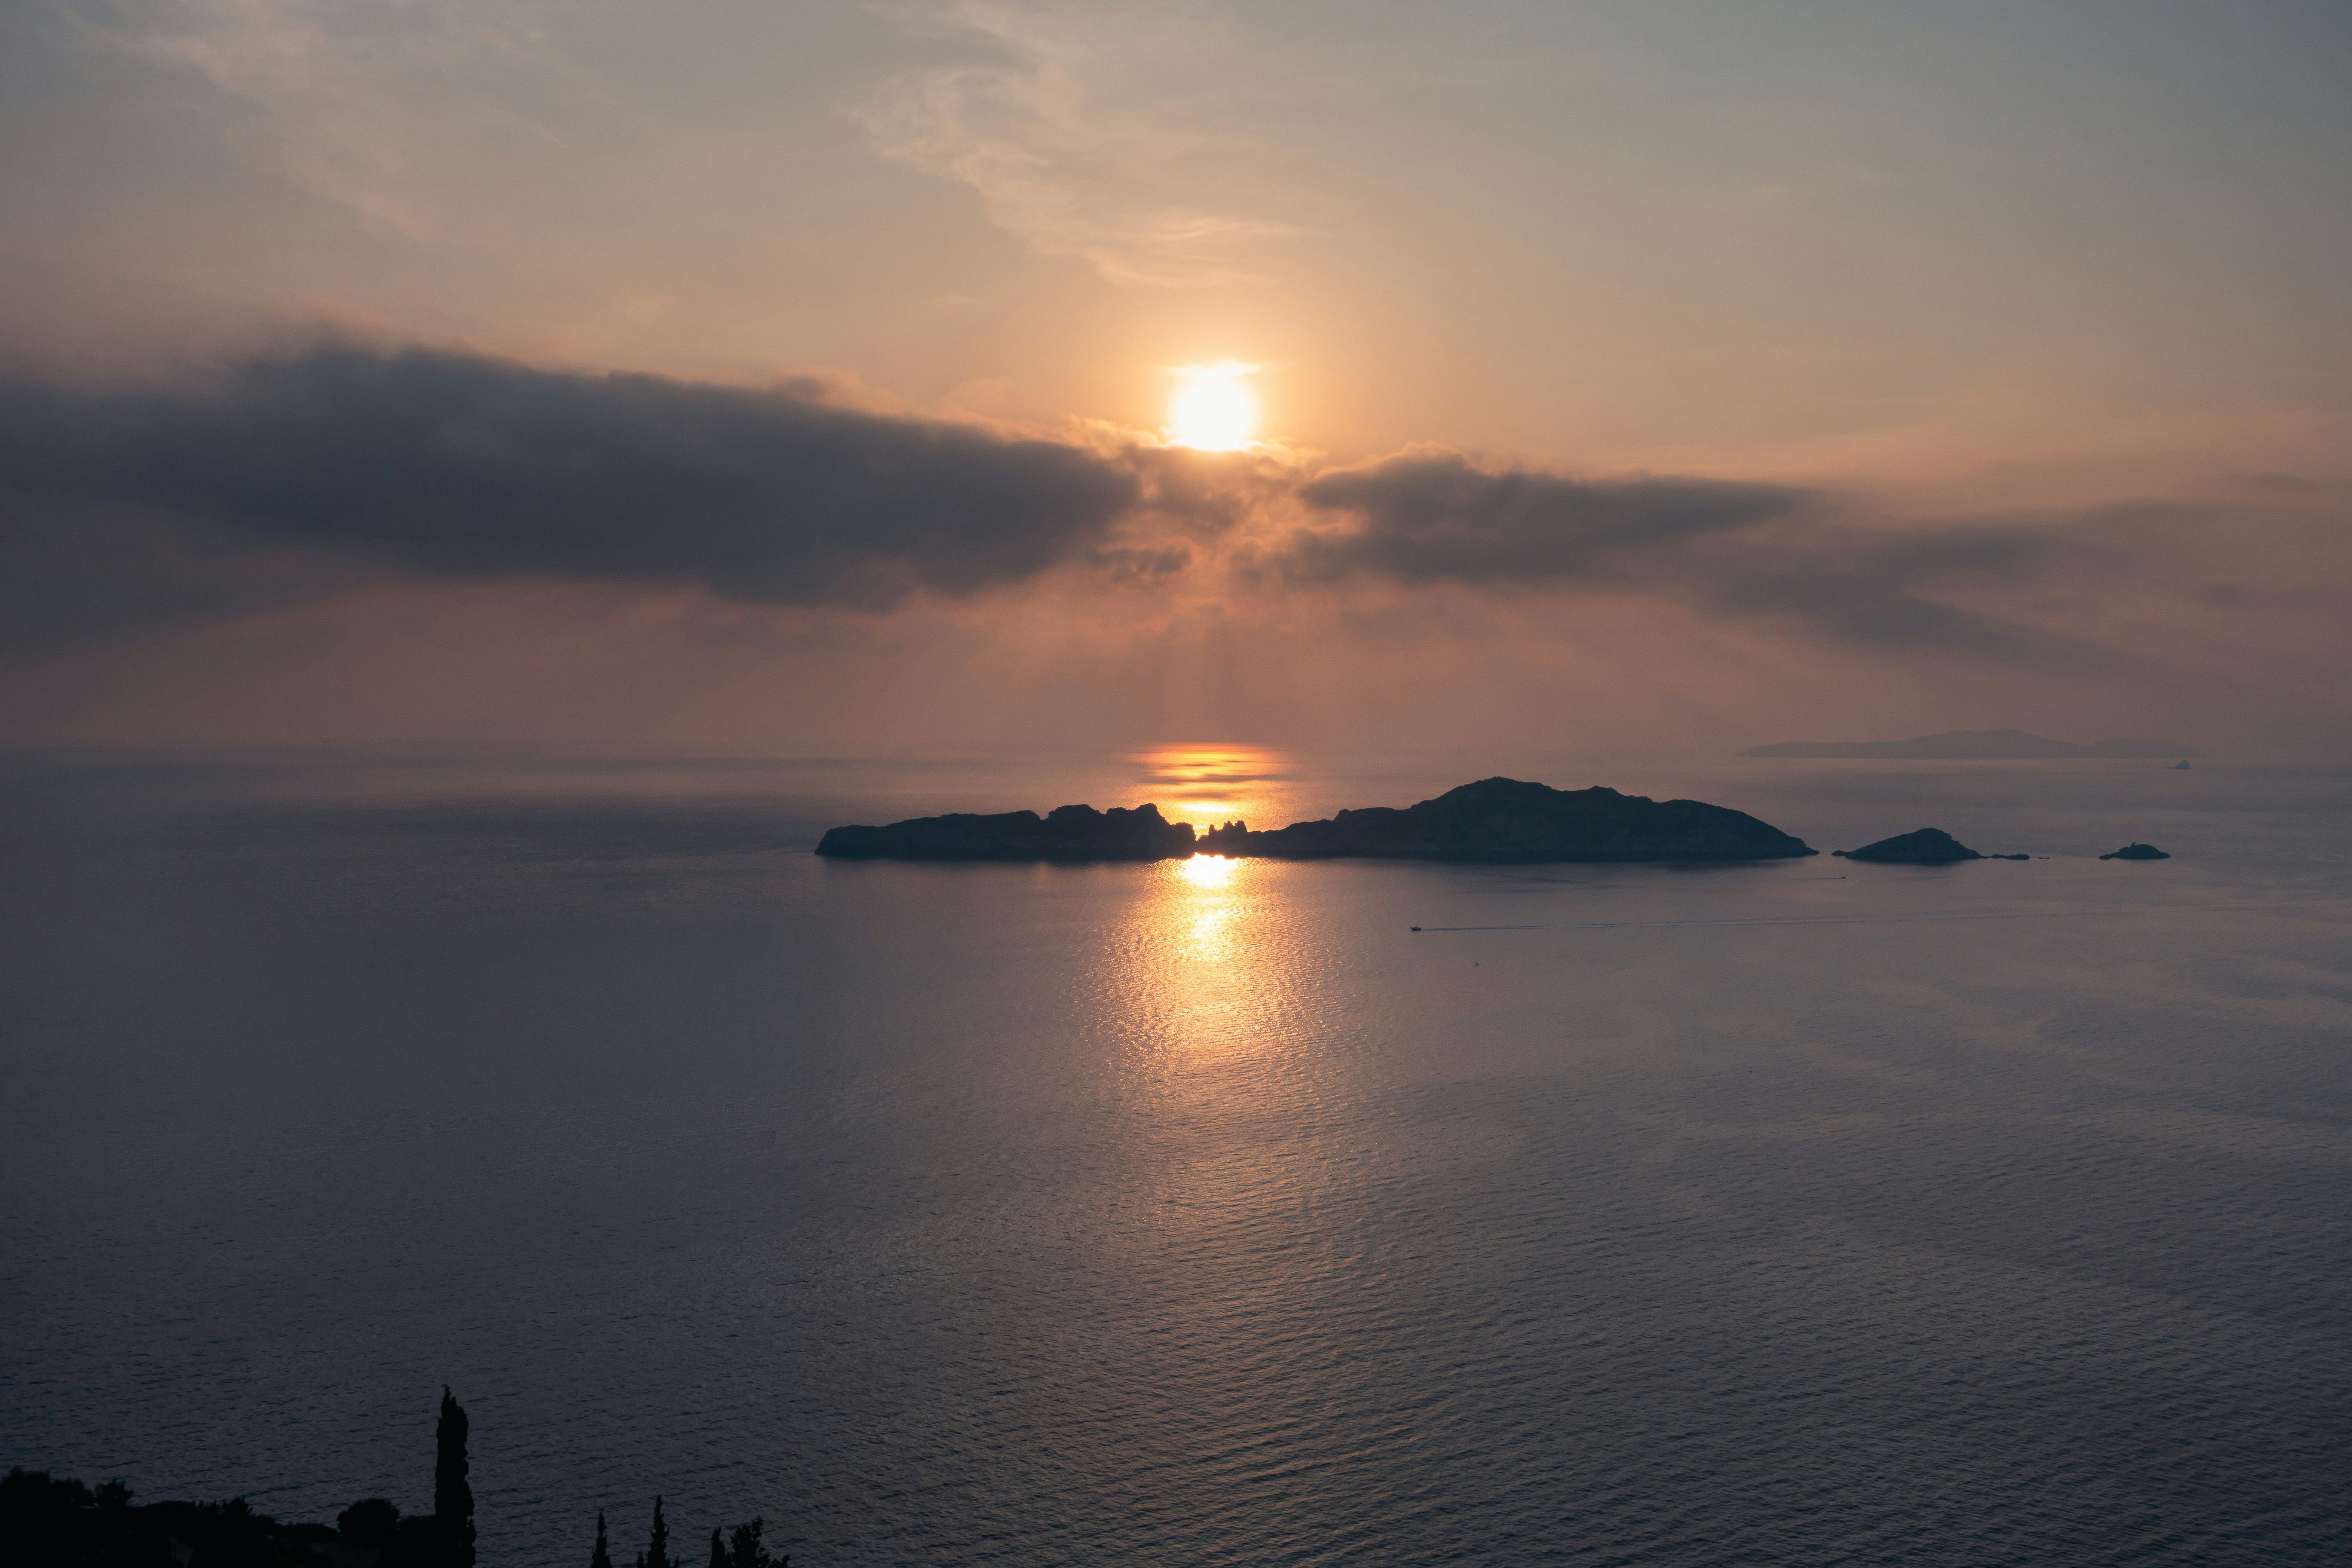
[0,343,1137,625]
[0,342,2276,668]
[1291,456,1802,577]
[1275,452,2108,660]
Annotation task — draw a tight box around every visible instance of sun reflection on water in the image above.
[1161,858,1248,970]
[1103,747,1302,1066]
[1179,853,1237,888]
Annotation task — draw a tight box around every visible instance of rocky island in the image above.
[817,802,1196,861]
[2101,843,2171,860]
[819,778,1818,864]
[1832,828,2027,864]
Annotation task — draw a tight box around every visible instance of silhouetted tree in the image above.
[644,1496,671,1568]
[0,1469,122,1566]
[340,1497,402,1547]
[4,1469,337,1567]
[726,1517,780,1568]
[393,1513,445,1565]
[590,1510,613,1568]
[434,1387,474,1568]
[709,1527,726,1568]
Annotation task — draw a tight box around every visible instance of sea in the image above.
[3,745,2348,1566]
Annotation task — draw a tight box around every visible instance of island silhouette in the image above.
[1831,828,2030,864]
[817,777,1817,864]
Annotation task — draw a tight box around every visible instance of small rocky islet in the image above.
[1832,828,2030,864]
[1823,828,2174,863]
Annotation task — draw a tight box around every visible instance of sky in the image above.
[2,0,2347,755]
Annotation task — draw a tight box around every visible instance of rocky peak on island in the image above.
[1190,776,1817,863]
[1834,828,1994,864]
[2100,843,2171,860]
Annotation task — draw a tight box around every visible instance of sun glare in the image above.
[1166,362,1261,450]
[1178,854,1237,888]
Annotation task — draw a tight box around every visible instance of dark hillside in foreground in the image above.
[4,1390,789,1568]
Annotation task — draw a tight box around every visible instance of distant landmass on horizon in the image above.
[1742,728,2201,760]
[817,777,1819,864]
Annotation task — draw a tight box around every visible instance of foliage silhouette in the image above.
[6,1392,800,1566]
[338,1498,401,1547]
[726,1516,783,1568]
[645,1495,672,1568]
[434,1388,475,1568]
[0,1467,337,1567]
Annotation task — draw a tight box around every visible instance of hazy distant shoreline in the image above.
[1742,729,2199,761]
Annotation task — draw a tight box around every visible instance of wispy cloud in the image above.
[102,0,620,239]
[857,2,1297,286]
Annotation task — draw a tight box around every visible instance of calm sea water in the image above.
[4,747,2349,1566]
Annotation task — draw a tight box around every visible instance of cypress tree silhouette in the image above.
[709,1527,726,1568]
[590,1510,613,1568]
[644,1496,671,1568]
[434,1388,475,1568]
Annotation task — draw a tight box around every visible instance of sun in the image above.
[1166,361,1261,450]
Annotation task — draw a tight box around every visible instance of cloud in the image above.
[1267,450,2114,660]
[1694,528,2086,660]
[0,341,1141,633]
[6,346,2333,691]
[858,3,1296,286]
[1283,451,1805,582]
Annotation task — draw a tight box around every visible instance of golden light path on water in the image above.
[1178,853,1237,889]
[1124,748,1297,1071]
[1130,851,1264,1018]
